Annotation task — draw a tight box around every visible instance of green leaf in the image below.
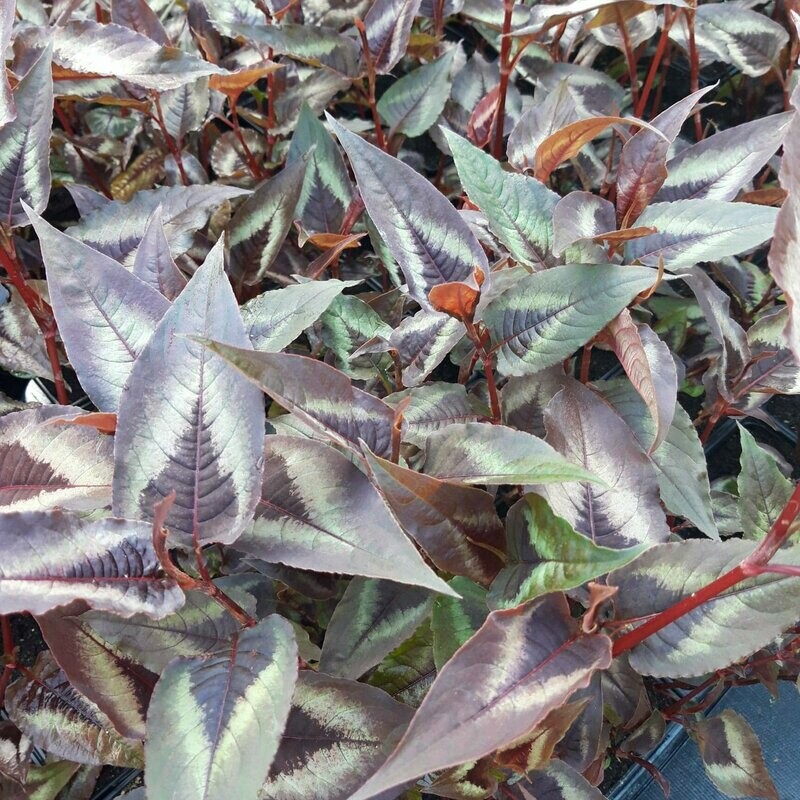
[145,616,298,800]
[483,264,656,376]
[489,494,647,609]
[431,577,488,670]
[444,128,558,268]
[737,425,795,541]
[377,49,456,137]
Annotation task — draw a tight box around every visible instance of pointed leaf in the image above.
[610,539,800,677]
[535,380,670,548]
[0,46,52,226]
[364,0,423,73]
[490,494,647,609]
[145,615,298,800]
[196,342,395,457]
[6,652,143,768]
[328,115,487,309]
[131,207,188,300]
[0,406,113,512]
[236,436,456,595]
[226,159,308,287]
[513,760,607,800]
[431,577,488,670]
[112,243,265,548]
[423,421,599,486]
[369,621,436,707]
[349,594,612,799]
[263,671,413,800]
[483,264,656,377]
[737,425,795,542]
[111,0,170,44]
[552,192,617,256]
[320,578,433,679]
[160,77,210,141]
[364,447,506,586]
[624,200,778,269]
[389,310,465,387]
[26,208,170,412]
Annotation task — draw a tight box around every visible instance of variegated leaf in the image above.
[131,206,188,300]
[261,671,413,800]
[0,46,52,226]
[112,242,265,548]
[0,510,184,617]
[364,448,506,586]
[363,0,423,74]
[0,284,52,380]
[692,709,778,800]
[159,78,210,142]
[535,380,670,548]
[0,2,14,127]
[737,425,795,542]
[146,616,298,800]
[610,539,800,677]
[242,279,359,352]
[444,129,558,268]
[67,184,249,264]
[226,159,308,288]
[0,406,113,512]
[624,200,778,269]
[501,367,567,438]
[320,578,433,679]
[6,652,144,768]
[196,342,395,457]
[656,112,793,202]
[236,436,455,595]
[423,421,599,486]
[431,577,488,670]
[287,105,353,234]
[489,493,647,609]
[111,0,170,44]
[26,207,170,412]
[368,621,435,707]
[552,192,616,256]
[512,759,607,800]
[349,594,612,800]
[483,264,656,376]
[328,115,487,309]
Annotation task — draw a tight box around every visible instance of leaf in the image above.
[242,279,359,351]
[552,192,617,256]
[364,0,423,74]
[0,3,14,127]
[483,264,656,377]
[389,310,465,387]
[0,406,113,512]
[26,207,170,412]
[82,575,267,673]
[600,379,718,538]
[263,671,413,800]
[0,510,183,617]
[363,448,506,586]
[50,20,222,90]
[535,380,670,548]
[512,759,607,800]
[600,311,676,452]
[0,46,52,226]
[67,184,249,264]
[624,200,779,269]
[131,206,188,300]
[489,494,647,609]
[737,425,795,542]
[320,578,433,679]
[423,421,600,486]
[369,621,436,707]
[656,113,793,202]
[226,159,308,287]
[616,86,714,226]
[0,284,52,380]
[23,761,81,800]
[145,615,298,800]
[348,594,612,799]
[287,105,353,234]
[37,610,158,740]
[235,436,456,595]
[328,115,487,309]
[609,538,800,677]
[112,242,265,548]
[693,710,778,800]
[6,652,144,768]
[196,342,395,457]
[444,129,558,268]
[431,577,488,670]
[377,49,456,137]
[111,0,170,45]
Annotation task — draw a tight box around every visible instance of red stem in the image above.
[230,101,264,180]
[151,93,190,186]
[355,19,387,151]
[491,0,514,159]
[616,6,640,107]
[686,5,703,141]
[635,7,673,118]
[580,342,592,384]
[0,616,14,706]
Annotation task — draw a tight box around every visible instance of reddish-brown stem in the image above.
[355,19,387,151]
[0,615,14,706]
[483,351,501,423]
[685,5,703,141]
[151,93,190,186]
[580,342,592,384]
[491,0,514,159]
[199,580,257,628]
[339,196,366,236]
[616,6,640,107]
[230,101,264,180]
[635,7,674,118]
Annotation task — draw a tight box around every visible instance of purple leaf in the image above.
[112,242,265,548]
[0,509,183,617]
[0,2,14,127]
[131,206,188,300]
[364,0,423,74]
[110,0,170,44]
[552,192,617,256]
[349,594,612,799]
[511,759,607,800]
